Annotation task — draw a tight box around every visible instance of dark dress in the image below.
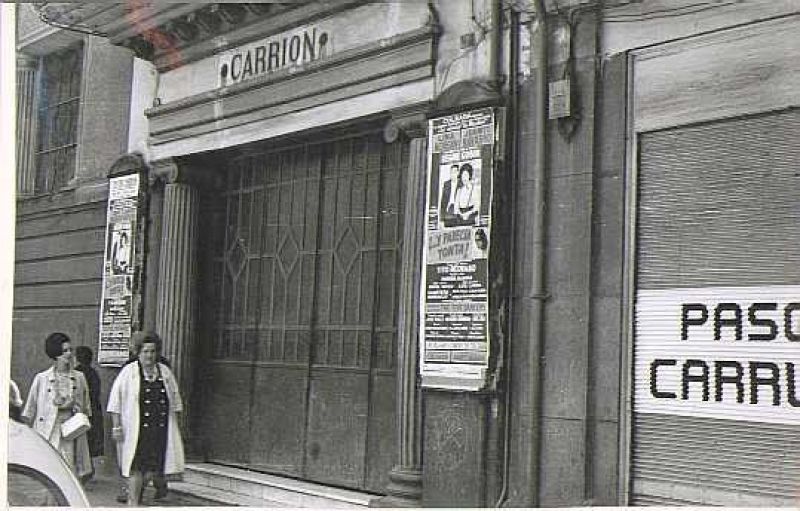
[131,364,169,473]
[75,363,104,457]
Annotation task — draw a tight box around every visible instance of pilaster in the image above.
[151,158,200,408]
[373,110,428,507]
[16,53,38,197]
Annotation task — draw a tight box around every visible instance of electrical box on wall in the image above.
[548,78,571,119]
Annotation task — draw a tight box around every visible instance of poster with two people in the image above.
[421,107,496,390]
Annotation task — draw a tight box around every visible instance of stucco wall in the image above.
[75,38,134,184]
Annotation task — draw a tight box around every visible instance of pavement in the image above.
[82,472,225,507]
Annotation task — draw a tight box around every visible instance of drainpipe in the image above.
[494,4,519,506]
[527,0,548,506]
[488,0,502,90]
[494,0,548,506]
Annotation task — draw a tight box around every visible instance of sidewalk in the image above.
[82,473,225,507]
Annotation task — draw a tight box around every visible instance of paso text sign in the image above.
[635,285,800,425]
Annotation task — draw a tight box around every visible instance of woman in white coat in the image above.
[21,332,93,479]
[108,331,185,506]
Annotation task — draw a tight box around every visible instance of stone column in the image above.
[151,158,199,408]
[373,111,428,507]
[16,53,38,196]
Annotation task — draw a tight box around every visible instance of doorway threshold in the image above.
[171,463,373,508]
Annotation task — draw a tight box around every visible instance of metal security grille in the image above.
[36,45,82,193]
[632,109,800,506]
[201,128,406,493]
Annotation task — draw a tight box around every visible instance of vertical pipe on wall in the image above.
[494,4,520,506]
[485,0,509,504]
[527,0,548,506]
[498,0,548,505]
[488,0,503,89]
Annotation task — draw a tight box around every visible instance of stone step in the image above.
[170,481,290,507]
[182,463,375,508]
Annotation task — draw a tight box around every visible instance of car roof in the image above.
[7,419,90,507]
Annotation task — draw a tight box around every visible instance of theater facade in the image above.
[13,0,800,506]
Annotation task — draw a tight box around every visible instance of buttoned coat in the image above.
[107,361,185,477]
[21,366,93,476]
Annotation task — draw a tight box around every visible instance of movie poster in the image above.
[98,173,140,366]
[420,108,495,390]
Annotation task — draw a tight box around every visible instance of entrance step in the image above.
[169,481,288,507]
[176,463,374,508]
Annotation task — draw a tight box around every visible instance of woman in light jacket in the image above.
[108,331,185,506]
[22,332,93,479]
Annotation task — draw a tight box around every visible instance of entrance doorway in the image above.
[198,127,408,493]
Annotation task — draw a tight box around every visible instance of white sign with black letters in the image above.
[635,285,800,425]
[218,25,330,86]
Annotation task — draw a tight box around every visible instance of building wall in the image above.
[515,2,800,506]
[587,49,628,506]
[75,38,136,187]
[135,0,510,504]
[21,1,800,505]
[504,8,621,506]
[610,3,800,507]
[505,2,800,505]
[12,194,107,396]
[128,57,159,158]
[536,12,599,505]
[12,6,134,469]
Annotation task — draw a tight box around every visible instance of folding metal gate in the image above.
[199,127,407,493]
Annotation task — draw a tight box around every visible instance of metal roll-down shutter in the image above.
[632,109,800,506]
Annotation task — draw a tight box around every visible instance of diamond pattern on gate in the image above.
[277,232,300,275]
[225,235,247,279]
[334,224,359,273]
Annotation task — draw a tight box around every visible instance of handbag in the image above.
[61,412,91,441]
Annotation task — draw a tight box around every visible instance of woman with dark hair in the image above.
[454,163,478,225]
[108,331,185,506]
[75,346,104,462]
[21,332,93,479]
